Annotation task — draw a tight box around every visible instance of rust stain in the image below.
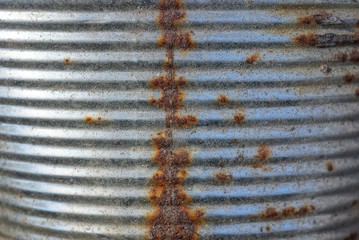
[356,89,359,97]
[293,33,359,47]
[349,50,359,63]
[298,12,340,25]
[352,200,358,207]
[326,161,334,172]
[147,1,204,239]
[216,94,230,105]
[251,143,271,169]
[254,143,271,161]
[257,205,315,220]
[245,52,260,64]
[63,57,71,65]
[337,50,359,63]
[266,225,271,232]
[233,112,246,125]
[344,232,358,240]
[214,172,233,184]
[343,73,356,84]
[83,115,103,124]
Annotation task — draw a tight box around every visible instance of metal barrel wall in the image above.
[0,0,358,239]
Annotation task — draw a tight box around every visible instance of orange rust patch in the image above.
[254,143,271,161]
[293,33,317,46]
[63,57,71,65]
[344,232,358,240]
[176,115,199,128]
[298,12,333,25]
[214,172,233,184]
[344,73,356,84]
[293,33,359,47]
[83,115,102,124]
[245,52,260,64]
[233,112,246,125]
[216,94,229,105]
[147,0,204,239]
[258,205,315,220]
[326,161,334,172]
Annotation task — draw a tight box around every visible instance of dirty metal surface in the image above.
[0,0,359,239]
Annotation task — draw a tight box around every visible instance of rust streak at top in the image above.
[147,1,204,239]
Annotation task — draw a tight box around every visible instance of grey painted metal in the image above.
[0,0,358,239]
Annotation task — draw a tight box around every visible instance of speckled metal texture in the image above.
[0,0,359,239]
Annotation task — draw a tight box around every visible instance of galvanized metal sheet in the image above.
[0,0,358,239]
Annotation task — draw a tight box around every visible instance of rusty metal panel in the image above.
[0,0,358,239]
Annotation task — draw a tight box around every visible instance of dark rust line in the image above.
[147,1,204,239]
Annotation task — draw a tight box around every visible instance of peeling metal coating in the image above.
[0,0,359,239]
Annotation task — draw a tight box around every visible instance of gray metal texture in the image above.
[0,0,359,239]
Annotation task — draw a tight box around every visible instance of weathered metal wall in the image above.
[0,0,358,239]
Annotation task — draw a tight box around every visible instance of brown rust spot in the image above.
[266,225,271,232]
[254,143,271,161]
[63,57,71,65]
[214,172,233,184]
[233,112,246,125]
[350,50,359,63]
[147,0,204,239]
[356,89,359,97]
[258,205,315,220]
[293,33,317,46]
[216,94,229,105]
[344,232,358,240]
[344,73,356,84]
[245,52,260,64]
[326,161,334,172]
[176,115,199,128]
[83,115,102,124]
[298,12,339,25]
[293,33,359,47]
[352,200,358,207]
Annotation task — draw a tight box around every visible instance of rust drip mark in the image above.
[233,112,246,125]
[216,94,229,105]
[63,57,71,65]
[293,33,359,47]
[83,115,103,124]
[254,143,271,161]
[147,1,204,239]
[257,205,315,221]
[298,12,341,25]
[214,172,233,184]
[251,144,271,170]
[245,52,260,64]
[344,232,358,240]
[326,161,334,172]
[344,73,356,84]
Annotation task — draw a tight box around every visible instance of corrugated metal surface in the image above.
[0,0,358,239]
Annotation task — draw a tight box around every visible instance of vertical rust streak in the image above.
[147,1,204,239]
